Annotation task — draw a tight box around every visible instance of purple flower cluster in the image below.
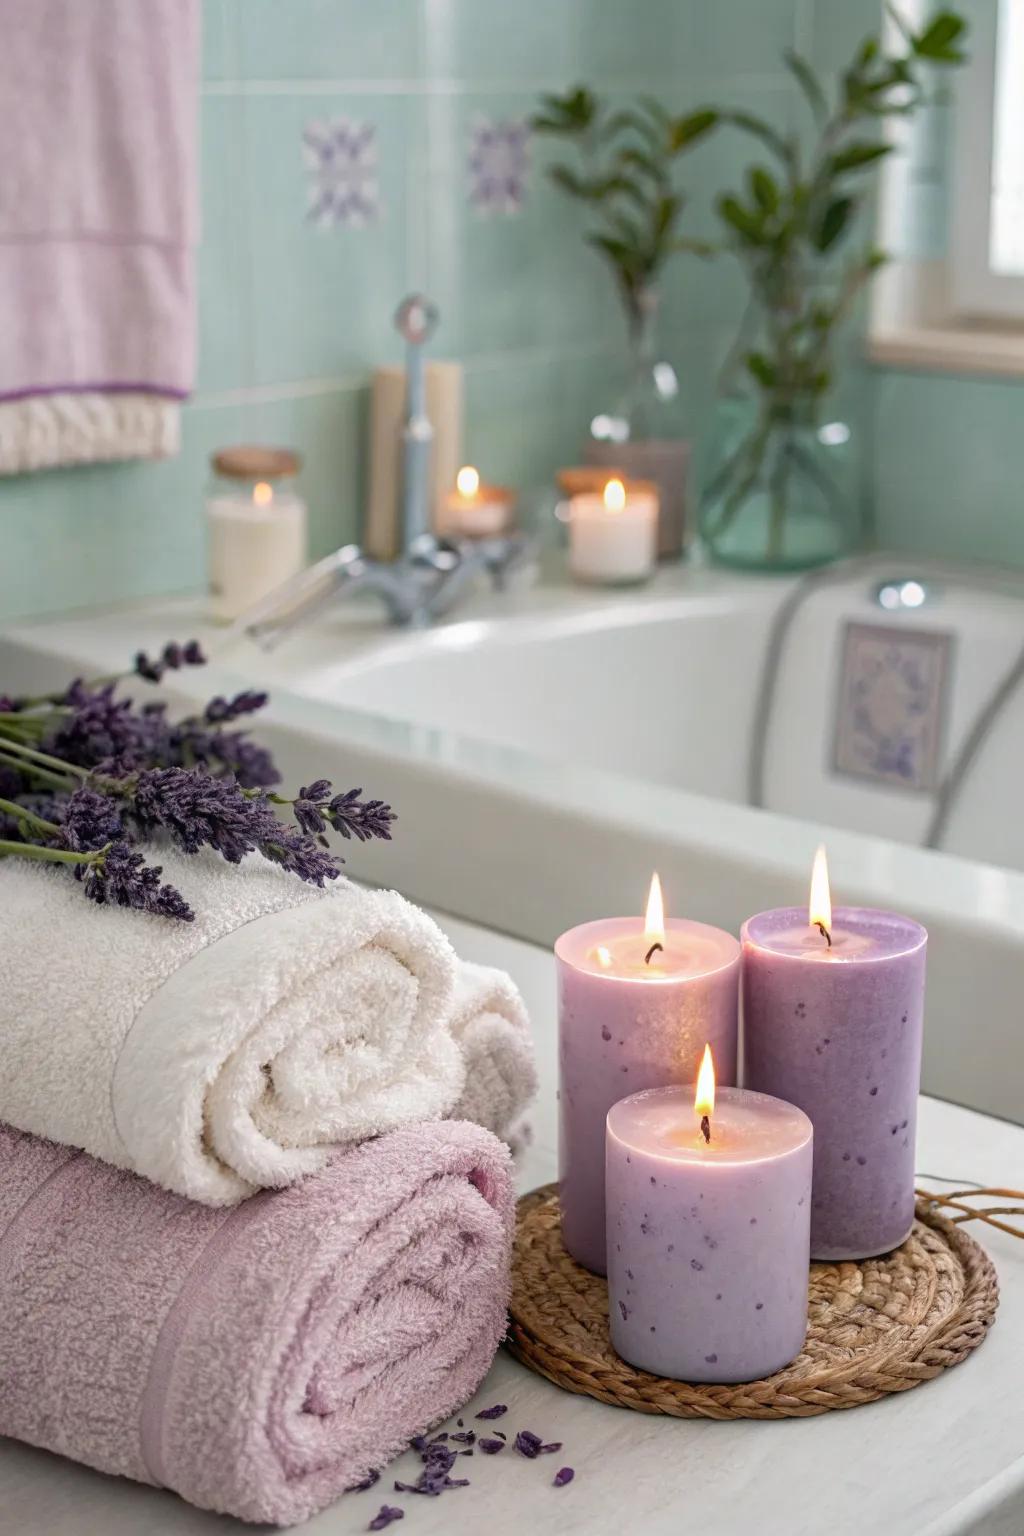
[293,781,396,844]
[80,842,195,921]
[0,640,397,921]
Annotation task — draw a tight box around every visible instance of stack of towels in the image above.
[0,849,538,1525]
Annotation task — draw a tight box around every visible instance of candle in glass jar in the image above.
[568,476,657,585]
[742,846,927,1260]
[443,464,516,538]
[607,1054,812,1382]
[556,875,739,1274]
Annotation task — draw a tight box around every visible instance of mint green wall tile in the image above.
[202,0,234,80]
[872,368,1024,567]
[232,0,420,82]
[239,386,366,559]
[690,0,796,76]
[424,0,575,85]
[576,0,692,84]
[0,404,243,623]
[195,98,250,392]
[809,0,879,71]
[426,91,620,360]
[241,93,414,384]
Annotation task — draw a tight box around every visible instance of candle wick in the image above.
[700,1114,711,1145]
[815,922,832,949]
[644,941,664,965]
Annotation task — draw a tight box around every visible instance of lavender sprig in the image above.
[293,781,397,843]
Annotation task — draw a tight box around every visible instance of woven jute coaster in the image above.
[507,1185,999,1419]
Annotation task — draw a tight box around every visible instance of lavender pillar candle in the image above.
[743,890,927,1261]
[556,879,739,1275]
[607,1081,812,1382]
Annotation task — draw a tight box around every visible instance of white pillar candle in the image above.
[567,477,658,585]
[442,465,517,539]
[206,447,308,623]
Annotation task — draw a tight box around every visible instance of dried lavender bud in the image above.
[514,1431,543,1459]
[133,651,165,683]
[450,1430,475,1444]
[161,642,184,670]
[327,787,396,843]
[58,787,124,852]
[0,695,15,712]
[81,842,194,921]
[474,1404,507,1420]
[368,1506,403,1531]
[204,690,268,724]
[346,1469,380,1493]
[553,1467,575,1487]
[478,1438,505,1455]
[539,1442,563,1454]
[182,639,206,665]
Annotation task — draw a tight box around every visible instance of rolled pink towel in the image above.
[0,1119,513,1526]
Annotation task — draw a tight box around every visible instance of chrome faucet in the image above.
[237,295,530,647]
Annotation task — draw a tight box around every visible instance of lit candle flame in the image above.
[596,944,613,969]
[252,481,274,507]
[694,1043,715,1143]
[603,477,626,513]
[456,465,480,498]
[808,844,832,944]
[644,872,665,945]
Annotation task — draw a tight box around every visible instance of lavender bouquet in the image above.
[0,641,395,922]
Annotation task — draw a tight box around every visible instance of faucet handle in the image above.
[394,293,439,346]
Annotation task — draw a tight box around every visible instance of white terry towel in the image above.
[450,961,539,1141]
[0,848,463,1205]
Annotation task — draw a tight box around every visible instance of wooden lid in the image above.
[556,466,658,497]
[211,445,301,480]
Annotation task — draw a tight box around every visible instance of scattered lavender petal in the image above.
[368,1506,404,1530]
[514,1431,543,1459]
[347,1469,380,1493]
[478,1438,505,1455]
[475,1404,508,1420]
[539,1442,563,1454]
[553,1467,575,1487]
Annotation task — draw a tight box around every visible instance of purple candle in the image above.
[742,849,927,1260]
[607,1068,812,1383]
[556,875,739,1275]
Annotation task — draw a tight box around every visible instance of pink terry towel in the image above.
[0,0,199,472]
[0,1119,514,1526]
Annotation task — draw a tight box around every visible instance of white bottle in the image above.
[206,446,308,622]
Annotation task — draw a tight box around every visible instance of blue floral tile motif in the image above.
[833,622,952,792]
[302,117,380,228]
[467,116,531,215]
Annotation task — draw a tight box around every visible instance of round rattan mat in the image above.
[507,1185,999,1419]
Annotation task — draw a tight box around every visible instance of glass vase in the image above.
[585,286,690,559]
[698,393,856,572]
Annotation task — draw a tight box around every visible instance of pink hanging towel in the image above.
[0,0,199,472]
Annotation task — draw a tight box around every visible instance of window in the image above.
[950,0,1024,319]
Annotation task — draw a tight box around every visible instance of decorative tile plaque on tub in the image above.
[833,623,951,792]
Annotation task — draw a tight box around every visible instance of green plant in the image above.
[531,87,720,331]
[715,7,967,412]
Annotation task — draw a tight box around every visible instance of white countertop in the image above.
[1,911,1022,1536]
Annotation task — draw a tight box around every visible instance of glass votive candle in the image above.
[567,476,658,585]
[206,446,308,622]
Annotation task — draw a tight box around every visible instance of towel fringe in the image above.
[0,392,180,474]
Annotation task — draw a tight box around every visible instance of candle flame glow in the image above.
[808,843,832,939]
[603,477,626,513]
[694,1043,715,1121]
[644,872,665,944]
[456,465,480,498]
[596,944,613,969]
[252,481,274,507]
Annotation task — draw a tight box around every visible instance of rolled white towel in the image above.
[0,848,462,1204]
[449,960,539,1142]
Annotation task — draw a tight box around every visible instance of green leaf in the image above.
[602,108,664,150]
[784,49,829,123]
[724,110,793,164]
[913,11,966,61]
[745,352,777,389]
[546,164,590,199]
[829,140,892,174]
[748,165,780,213]
[586,232,643,277]
[814,196,855,251]
[654,192,682,236]
[617,146,666,183]
[717,193,766,243]
[668,108,720,152]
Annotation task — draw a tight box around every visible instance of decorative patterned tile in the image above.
[833,623,952,792]
[467,116,531,217]
[303,117,381,228]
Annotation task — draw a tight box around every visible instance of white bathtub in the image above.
[3,556,1023,1123]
